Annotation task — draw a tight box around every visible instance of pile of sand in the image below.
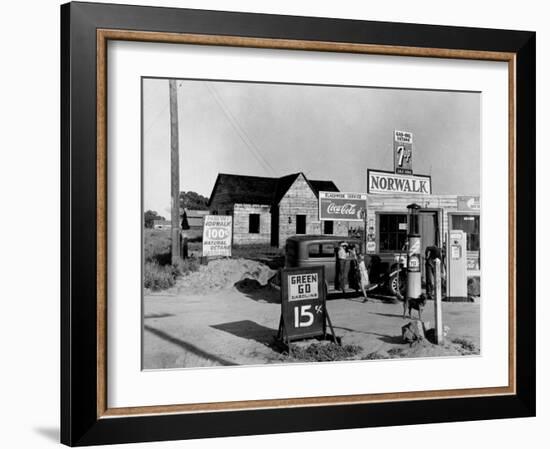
[365,337,479,360]
[175,258,276,295]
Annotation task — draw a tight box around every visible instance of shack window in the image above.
[451,215,480,251]
[323,220,334,235]
[296,215,306,234]
[248,214,260,233]
[308,243,336,258]
[378,214,408,251]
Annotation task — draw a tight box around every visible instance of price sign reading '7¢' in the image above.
[280,266,326,341]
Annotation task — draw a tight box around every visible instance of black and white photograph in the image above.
[0,0,541,446]
[142,78,482,369]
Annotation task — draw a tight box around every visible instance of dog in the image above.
[403,294,427,320]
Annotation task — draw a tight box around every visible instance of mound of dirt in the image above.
[175,258,276,295]
[364,337,479,360]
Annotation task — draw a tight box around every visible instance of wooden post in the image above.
[363,208,367,252]
[434,258,443,344]
[169,79,181,265]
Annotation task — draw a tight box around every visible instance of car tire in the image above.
[387,271,407,297]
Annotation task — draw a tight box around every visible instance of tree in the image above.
[179,191,209,210]
[144,210,165,228]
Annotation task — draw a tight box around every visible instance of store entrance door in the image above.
[417,211,438,285]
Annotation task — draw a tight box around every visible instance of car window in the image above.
[308,243,336,258]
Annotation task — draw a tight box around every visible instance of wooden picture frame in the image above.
[61,1,535,446]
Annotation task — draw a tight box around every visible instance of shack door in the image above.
[417,211,438,284]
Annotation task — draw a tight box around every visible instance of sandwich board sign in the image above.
[202,215,232,257]
[277,266,338,352]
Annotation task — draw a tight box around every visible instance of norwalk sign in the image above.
[367,169,432,195]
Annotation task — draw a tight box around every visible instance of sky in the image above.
[143,78,480,217]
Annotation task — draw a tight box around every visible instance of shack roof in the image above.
[208,172,339,207]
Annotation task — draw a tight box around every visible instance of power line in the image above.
[204,82,276,176]
[143,102,169,137]
[144,80,182,137]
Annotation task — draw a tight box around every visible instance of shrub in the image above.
[144,257,201,291]
[143,227,202,291]
[451,337,479,354]
[287,343,362,362]
[144,229,171,263]
[174,257,200,276]
[144,261,177,291]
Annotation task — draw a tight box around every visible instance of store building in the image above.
[365,169,480,296]
[208,172,349,247]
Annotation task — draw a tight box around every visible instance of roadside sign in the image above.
[394,130,413,175]
[319,191,367,221]
[367,169,431,195]
[278,266,338,348]
[202,215,232,257]
[457,196,480,211]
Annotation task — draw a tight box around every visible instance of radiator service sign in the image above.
[319,191,367,222]
[202,215,232,257]
[367,170,432,195]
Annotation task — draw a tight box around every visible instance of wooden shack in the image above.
[208,172,348,247]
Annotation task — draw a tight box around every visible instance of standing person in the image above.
[336,242,349,294]
[357,254,371,302]
[347,244,359,293]
[425,245,442,299]
[180,211,190,259]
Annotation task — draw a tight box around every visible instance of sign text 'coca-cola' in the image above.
[319,192,367,222]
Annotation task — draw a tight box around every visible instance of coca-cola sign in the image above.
[319,192,367,222]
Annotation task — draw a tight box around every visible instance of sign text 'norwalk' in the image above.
[367,170,432,195]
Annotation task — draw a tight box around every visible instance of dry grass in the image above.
[144,229,200,291]
[283,342,362,362]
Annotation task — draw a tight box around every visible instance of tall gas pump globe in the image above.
[406,203,422,300]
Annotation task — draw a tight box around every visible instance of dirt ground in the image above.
[143,260,480,369]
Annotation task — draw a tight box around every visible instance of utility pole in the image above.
[169,79,181,264]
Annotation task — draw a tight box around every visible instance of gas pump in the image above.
[446,230,468,301]
[406,203,422,301]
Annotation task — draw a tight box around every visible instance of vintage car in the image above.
[283,235,407,297]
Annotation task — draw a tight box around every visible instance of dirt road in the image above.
[143,284,480,369]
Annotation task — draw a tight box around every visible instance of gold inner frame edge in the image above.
[95,29,517,419]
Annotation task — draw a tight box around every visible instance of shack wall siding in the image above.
[278,174,347,247]
[232,203,271,245]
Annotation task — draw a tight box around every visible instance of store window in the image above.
[378,213,408,251]
[296,215,306,234]
[248,214,260,233]
[323,220,334,235]
[451,215,480,251]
